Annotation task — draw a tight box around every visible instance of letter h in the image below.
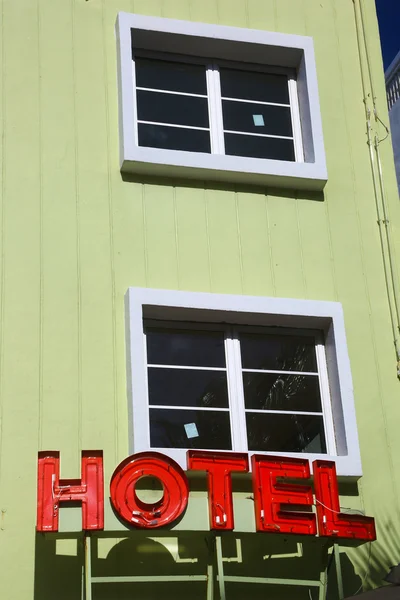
[36,451,104,532]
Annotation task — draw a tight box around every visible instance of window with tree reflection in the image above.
[144,323,335,455]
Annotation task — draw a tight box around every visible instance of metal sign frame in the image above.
[79,532,338,600]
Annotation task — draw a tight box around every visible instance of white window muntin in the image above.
[132,52,302,161]
[143,320,335,456]
[131,59,139,147]
[206,65,225,155]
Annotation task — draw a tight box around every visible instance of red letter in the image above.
[36,451,104,532]
[110,452,189,529]
[313,460,376,540]
[188,451,249,530]
[252,455,316,535]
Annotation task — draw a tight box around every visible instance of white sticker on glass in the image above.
[184,422,199,439]
[253,114,265,127]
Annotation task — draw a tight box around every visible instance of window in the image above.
[125,289,362,478]
[135,55,302,163]
[145,323,333,455]
[116,13,328,190]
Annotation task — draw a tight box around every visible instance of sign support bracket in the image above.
[80,532,342,600]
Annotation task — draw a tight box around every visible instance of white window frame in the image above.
[116,13,328,191]
[144,321,335,456]
[125,288,362,478]
[133,52,303,163]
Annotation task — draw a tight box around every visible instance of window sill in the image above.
[137,448,362,481]
[121,146,328,191]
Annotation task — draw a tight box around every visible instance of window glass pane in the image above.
[135,58,207,95]
[222,101,293,137]
[243,373,322,412]
[240,333,318,372]
[148,368,229,408]
[146,328,226,367]
[150,408,232,450]
[138,123,211,153]
[137,90,210,128]
[224,133,295,161]
[220,69,290,104]
[246,413,326,453]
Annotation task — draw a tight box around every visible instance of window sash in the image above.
[132,53,303,161]
[143,322,335,455]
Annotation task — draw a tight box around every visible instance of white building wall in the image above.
[386,50,400,193]
[389,99,400,194]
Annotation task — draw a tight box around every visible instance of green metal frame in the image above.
[80,533,338,600]
[334,543,344,600]
[215,536,329,600]
[82,533,214,600]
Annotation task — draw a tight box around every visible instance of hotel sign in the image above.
[36,450,376,541]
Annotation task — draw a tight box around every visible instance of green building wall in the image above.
[1,0,400,598]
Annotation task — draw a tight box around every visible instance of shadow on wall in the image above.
[329,519,400,599]
[33,520,400,599]
[364,520,400,589]
[121,172,325,203]
[33,512,400,600]
[32,531,357,600]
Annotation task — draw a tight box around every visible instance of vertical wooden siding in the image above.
[0,0,399,596]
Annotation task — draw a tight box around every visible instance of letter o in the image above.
[110,452,189,529]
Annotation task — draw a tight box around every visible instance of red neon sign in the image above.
[37,450,104,532]
[314,460,376,540]
[188,450,249,530]
[110,452,189,528]
[36,450,376,542]
[252,455,316,536]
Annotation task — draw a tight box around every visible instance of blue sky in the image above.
[376,0,400,71]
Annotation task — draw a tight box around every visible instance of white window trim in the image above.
[132,53,300,161]
[125,288,362,479]
[144,322,334,457]
[116,12,328,191]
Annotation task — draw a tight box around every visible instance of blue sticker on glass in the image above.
[184,422,199,439]
[253,114,265,126]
